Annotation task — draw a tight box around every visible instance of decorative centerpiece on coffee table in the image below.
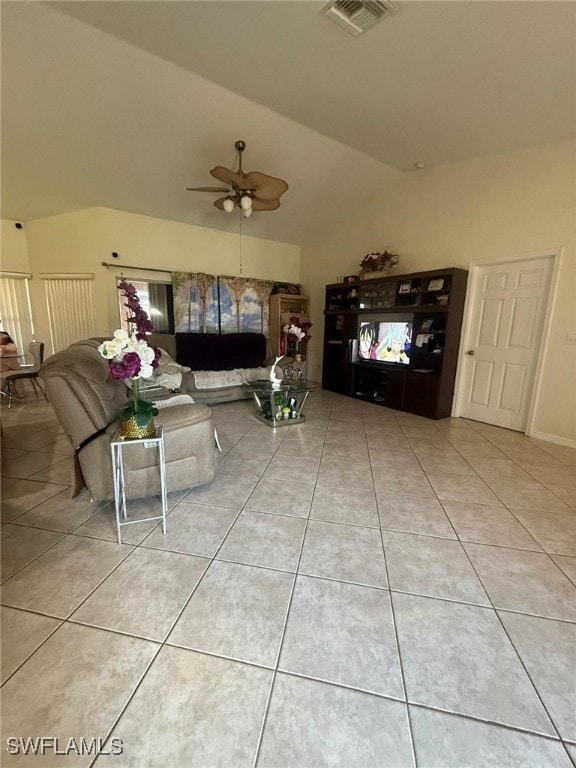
[98,280,161,439]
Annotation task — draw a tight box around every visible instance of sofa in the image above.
[147,332,289,404]
[39,339,218,501]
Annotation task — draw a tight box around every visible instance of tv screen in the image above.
[358,320,412,365]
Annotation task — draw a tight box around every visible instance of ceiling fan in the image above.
[187,140,288,217]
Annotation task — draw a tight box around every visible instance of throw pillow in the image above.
[153,348,191,390]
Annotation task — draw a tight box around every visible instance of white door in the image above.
[459,255,554,431]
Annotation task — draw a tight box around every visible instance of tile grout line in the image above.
[87,640,165,768]
[0,612,65,688]
[250,417,319,768]
[458,538,567,744]
[0,529,69,585]
[83,490,248,765]
[376,410,420,768]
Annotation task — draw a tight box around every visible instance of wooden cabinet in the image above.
[322,268,468,419]
[325,284,360,311]
[352,364,406,410]
[321,310,358,392]
[269,293,310,358]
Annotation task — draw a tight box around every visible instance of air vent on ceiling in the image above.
[323,0,396,36]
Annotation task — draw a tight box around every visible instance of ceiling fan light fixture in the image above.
[188,140,288,216]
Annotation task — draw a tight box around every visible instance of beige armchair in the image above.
[39,339,217,501]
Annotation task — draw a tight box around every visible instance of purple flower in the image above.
[109,352,142,380]
[114,280,162,370]
[125,297,141,311]
[118,280,138,296]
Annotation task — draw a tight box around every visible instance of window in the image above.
[117,279,174,334]
[42,274,97,353]
[0,273,35,357]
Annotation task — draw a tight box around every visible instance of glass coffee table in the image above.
[243,380,316,428]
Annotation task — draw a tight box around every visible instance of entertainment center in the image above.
[322,268,468,419]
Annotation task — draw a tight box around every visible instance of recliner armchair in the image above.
[39,339,218,501]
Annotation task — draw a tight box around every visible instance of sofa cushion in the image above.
[147,333,177,360]
[176,332,267,371]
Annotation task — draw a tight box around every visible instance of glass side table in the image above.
[242,380,316,428]
[110,425,168,544]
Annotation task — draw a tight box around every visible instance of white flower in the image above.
[284,324,305,341]
[135,362,154,380]
[134,340,155,364]
[98,339,125,359]
[99,328,156,374]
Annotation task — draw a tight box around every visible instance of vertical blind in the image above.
[0,273,35,358]
[41,274,97,353]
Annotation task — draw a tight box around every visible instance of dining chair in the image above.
[2,342,48,408]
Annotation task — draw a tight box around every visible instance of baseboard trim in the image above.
[526,429,576,449]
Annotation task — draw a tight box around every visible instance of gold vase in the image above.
[119,416,156,440]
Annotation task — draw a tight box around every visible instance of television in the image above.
[358,319,413,366]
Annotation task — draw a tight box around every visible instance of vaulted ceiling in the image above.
[2,1,574,245]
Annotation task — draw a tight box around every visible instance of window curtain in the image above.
[250,279,275,335]
[171,272,275,335]
[171,272,218,333]
[147,283,172,333]
[218,276,275,335]
[0,273,34,358]
[41,273,97,353]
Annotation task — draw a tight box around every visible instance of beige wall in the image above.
[301,140,576,443]
[14,140,576,441]
[24,207,301,342]
[1,219,30,273]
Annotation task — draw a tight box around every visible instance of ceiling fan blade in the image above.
[251,198,281,212]
[245,171,289,201]
[210,166,254,190]
[187,186,230,193]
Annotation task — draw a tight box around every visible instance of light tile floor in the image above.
[1,390,575,767]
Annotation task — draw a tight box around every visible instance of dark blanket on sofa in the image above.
[176,332,267,371]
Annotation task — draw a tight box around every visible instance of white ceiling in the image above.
[1,1,574,245]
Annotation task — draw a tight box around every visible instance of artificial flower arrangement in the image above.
[359,250,400,277]
[98,280,162,431]
[283,315,313,345]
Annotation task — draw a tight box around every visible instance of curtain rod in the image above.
[101,261,173,275]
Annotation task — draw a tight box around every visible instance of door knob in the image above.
[466,350,475,355]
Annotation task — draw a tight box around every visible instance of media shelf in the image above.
[353,363,405,410]
[322,268,468,419]
[325,284,359,311]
